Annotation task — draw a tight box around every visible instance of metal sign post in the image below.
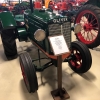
[51,55,70,100]
[48,35,70,100]
[57,55,62,89]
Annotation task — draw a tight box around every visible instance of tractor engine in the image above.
[24,9,71,54]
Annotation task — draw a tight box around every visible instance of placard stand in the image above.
[51,55,70,100]
[48,35,70,100]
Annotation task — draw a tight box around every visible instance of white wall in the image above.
[0,0,29,3]
[0,0,5,3]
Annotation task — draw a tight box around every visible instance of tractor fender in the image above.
[0,12,28,42]
[0,11,17,30]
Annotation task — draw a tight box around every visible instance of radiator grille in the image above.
[48,22,71,48]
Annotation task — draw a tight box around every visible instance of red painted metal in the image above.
[32,40,71,60]
[51,0,87,11]
[57,1,67,10]
[70,49,82,68]
[20,63,29,85]
[34,1,42,9]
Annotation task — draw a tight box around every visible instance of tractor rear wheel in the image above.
[75,4,100,48]
[19,52,38,93]
[68,41,92,73]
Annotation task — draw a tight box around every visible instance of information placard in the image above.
[48,35,70,56]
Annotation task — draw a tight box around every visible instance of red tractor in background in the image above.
[0,0,19,12]
[67,0,88,10]
[0,0,42,14]
[47,0,88,13]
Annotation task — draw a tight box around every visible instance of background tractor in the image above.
[13,1,30,14]
[0,0,19,12]
[74,0,100,48]
[0,0,92,98]
[67,0,88,10]
[0,5,9,12]
[46,0,88,12]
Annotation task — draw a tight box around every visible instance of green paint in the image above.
[0,8,70,54]
[0,11,17,29]
[24,9,69,53]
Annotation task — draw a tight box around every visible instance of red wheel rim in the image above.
[70,48,82,69]
[76,10,99,44]
[20,62,29,87]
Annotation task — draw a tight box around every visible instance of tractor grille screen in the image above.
[48,22,71,48]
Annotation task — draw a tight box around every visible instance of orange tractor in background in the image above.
[43,0,54,8]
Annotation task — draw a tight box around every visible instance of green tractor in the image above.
[0,0,92,98]
[12,1,30,15]
[74,0,100,48]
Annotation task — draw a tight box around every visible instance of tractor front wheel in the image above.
[19,52,38,93]
[75,4,100,48]
[68,41,92,73]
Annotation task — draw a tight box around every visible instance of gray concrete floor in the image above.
[0,33,100,100]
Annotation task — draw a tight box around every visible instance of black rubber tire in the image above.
[1,29,18,60]
[19,52,38,93]
[68,41,92,73]
[75,4,100,48]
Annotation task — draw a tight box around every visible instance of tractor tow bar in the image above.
[51,55,70,100]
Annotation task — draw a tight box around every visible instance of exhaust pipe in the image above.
[30,0,34,13]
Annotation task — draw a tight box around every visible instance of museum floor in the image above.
[0,33,100,100]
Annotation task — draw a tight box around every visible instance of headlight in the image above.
[74,24,82,33]
[34,29,46,41]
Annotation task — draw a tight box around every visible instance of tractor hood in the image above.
[23,8,71,53]
[24,9,69,24]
